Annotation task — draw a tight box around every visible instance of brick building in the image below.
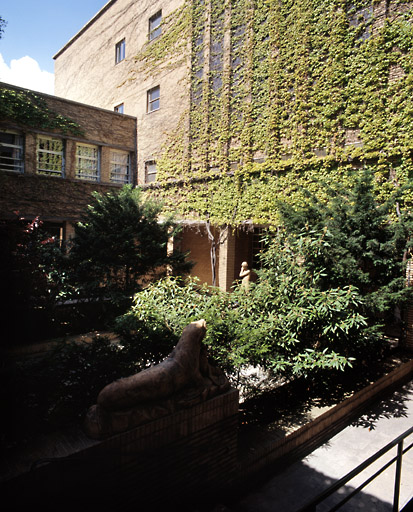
[0,82,137,241]
[51,0,413,293]
[52,0,269,289]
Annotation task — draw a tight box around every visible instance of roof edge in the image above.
[53,0,117,60]
[0,81,137,121]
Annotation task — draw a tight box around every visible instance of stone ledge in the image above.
[236,359,413,485]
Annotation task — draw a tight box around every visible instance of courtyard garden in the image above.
[1,171,413,448]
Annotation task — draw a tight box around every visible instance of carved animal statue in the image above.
[84,319,230,439]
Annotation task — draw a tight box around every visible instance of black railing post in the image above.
[393,440,404,512]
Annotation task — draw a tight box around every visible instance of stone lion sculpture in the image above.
[84,319,230,439]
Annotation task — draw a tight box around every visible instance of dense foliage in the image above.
[67,185,191,304]
[0,86,83,135]
[117,171,413,390]
[0,187,191,343]
[134,0,413,227]
[277,169,413,326]
[2,334,159,444]
[0,214,68,342]
[115,251,368,391]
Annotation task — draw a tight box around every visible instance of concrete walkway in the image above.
[219,379,413,511]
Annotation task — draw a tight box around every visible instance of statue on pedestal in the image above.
[84,320,230,439]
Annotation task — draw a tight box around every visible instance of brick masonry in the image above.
[0,83,137,237]
[235,359,413,489]
[54,0,188,185]
[1,388,239,510]
[1,362,412,509]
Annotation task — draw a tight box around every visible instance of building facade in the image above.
[54,0,188,187]
[0,83,137,241]
[53,0,413,290]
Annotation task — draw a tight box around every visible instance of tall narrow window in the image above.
[0,130,24,173]
[110,150,130,184]
[147,85,160,113]
[114,103,124,113]
[76,144,100,181]
[115,39,125,63]
[145,160,157,183]
[37,136,64,177]
[149,11,162,41]
[252,227,266,269]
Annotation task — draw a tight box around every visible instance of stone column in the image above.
[218,227,236,291]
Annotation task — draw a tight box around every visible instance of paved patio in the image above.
[214,379,413,511]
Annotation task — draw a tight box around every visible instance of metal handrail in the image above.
[297,425,413,512]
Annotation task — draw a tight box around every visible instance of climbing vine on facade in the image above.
[0,87,84,136]
[133,0,413,226]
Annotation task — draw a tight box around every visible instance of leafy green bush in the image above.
[115,277,238,374]
[277,169,413,326]
[116,230,376,390]
[3,333,162,443]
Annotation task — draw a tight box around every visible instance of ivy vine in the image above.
[0,87,84,136]
[134,0,413,227]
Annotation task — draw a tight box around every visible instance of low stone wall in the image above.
[2,388,239,510]
[236,359,413,488]
[2,361,412,510]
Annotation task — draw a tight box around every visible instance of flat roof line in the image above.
[53,0,117,60]
[0,81,137,120]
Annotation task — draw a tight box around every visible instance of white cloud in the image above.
[0,53,54,95]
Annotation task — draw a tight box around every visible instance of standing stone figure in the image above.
[239,261,252,290]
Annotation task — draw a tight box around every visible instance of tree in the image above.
[277,169,413,329]
[116,171,413,389]
[0,17,6,40]
[0,213,67,343]
[67,185,191,303]
[116,231,369,390]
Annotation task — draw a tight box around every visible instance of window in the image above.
[110,150,130,184]
[147,86,160,113]
[0,130,24,173]
[76,144,100,181]
[149,11,162,41]
[37,136,64,177]
[114,103,124,113]
[145,160,157,183]
[252,227,266,269]
[115,39,125,63]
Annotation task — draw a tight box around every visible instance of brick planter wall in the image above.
[2,362,412,510]
[1,388,239,510]
[235,359,413,488]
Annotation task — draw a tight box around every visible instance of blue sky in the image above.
[0,0,108,94]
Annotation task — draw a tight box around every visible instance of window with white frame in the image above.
[37,136,64,177]
[115,39,125,63]
[0,130,24,173]
[147,85,160,113]
[76,143,100,181]
[114,103,124,113]
[110,150,130,184]
[149,11,162,41]
[145,160,157,183]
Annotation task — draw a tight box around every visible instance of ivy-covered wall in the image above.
[138,0,413,227]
